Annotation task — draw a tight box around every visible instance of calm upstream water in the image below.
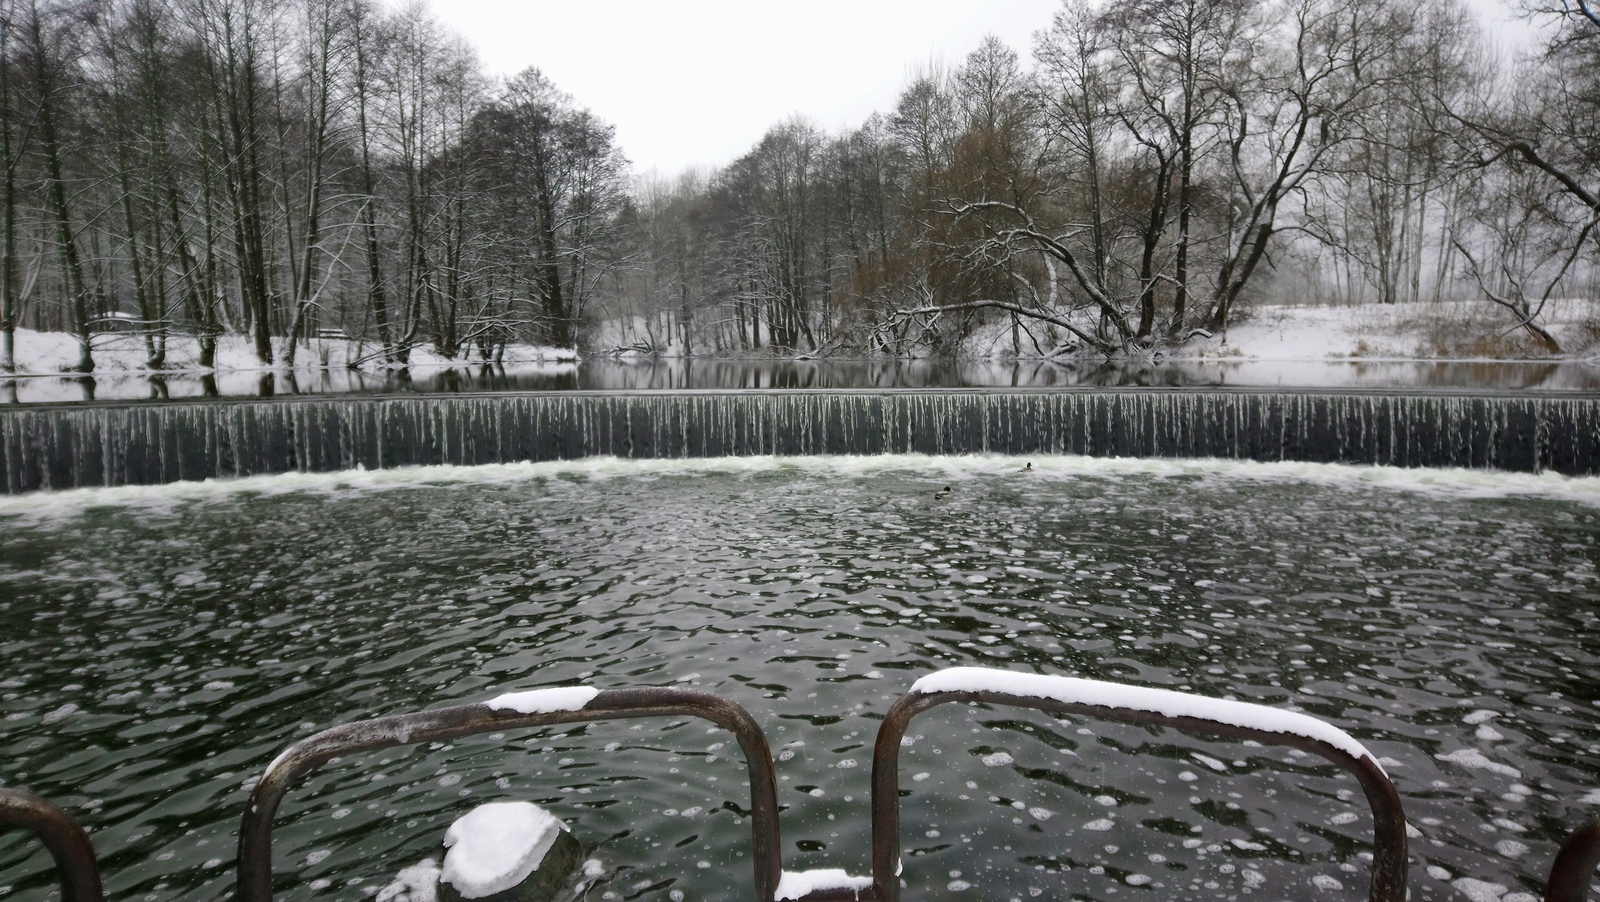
[1,456,1598,901]
[6,357,1600,404]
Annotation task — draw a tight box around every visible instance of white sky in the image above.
[429,0,1532,181]
[427,0,1060,179]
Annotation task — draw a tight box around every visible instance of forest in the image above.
[0,0,1596,373]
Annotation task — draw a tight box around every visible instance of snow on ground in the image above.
[963,298,1600,362]
[0,328,575,377]
[2,299,1596,378]
[1181,299,1599,362]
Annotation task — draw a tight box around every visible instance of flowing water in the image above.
[1,456,1598,901]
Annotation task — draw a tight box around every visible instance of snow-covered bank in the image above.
[1182,299,1600,362]
[0,328,576,377]
[3,300,1596,379]
[952,299,1600,363]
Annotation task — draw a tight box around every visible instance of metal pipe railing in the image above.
[235,686,782,902]
[1546,820,1600,902]
[0,788,105,902]
[8,678,1596,902]
[868,670,1408,902]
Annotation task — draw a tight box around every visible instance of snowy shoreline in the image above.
[3,301,1597,379]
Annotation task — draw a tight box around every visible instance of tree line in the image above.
[0,0,627,373]
[0,0,1595,373]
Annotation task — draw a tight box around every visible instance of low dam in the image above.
[3,388,1599,492]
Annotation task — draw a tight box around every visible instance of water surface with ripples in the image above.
[6,357,1600,404]
[2,456,1598,901]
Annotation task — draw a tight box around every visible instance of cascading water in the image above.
[2,390,1598,493]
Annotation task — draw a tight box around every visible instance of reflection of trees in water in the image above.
[5,359,1600,403]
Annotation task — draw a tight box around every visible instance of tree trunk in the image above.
[29,4,92,372]
[352,6,395,363]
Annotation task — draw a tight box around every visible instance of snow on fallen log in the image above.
[909,667,1382,773]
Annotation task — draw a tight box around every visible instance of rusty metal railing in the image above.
[868,671,1409,902]
[1546,820,1600,902]
[236,686,782,902]
[0,788,104,902]
[8,676,1600,902]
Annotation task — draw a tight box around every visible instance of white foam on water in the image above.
[1494,840,1529,859]
[6,453,1600,526]
[1453,877,1508,902]
[1436,749,1523,779]
[41,703,79,725]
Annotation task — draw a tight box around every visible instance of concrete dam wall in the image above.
[3,389,1597,493]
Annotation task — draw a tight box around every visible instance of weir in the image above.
[2,388,1599,493]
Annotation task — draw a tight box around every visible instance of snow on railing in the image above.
[908,667,1384,772]
[874,666,1406,902]
[7,675,1599,902]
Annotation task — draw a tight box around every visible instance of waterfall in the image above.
[3,390,1597,493]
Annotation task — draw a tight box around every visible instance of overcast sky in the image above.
[427,0,1061,179]
[428,0,1531,181]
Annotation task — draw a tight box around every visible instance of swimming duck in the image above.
[1023,462,1033,472]
[934,486,952,500]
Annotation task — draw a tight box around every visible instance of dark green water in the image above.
[1,456,1597,901]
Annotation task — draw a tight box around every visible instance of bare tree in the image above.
[1101,0,1248,334]
[0,0,34,372]
[280,0,351,365]
[1207,0,1422,331]
[1412,1,1595,351]
[26,0,93,371]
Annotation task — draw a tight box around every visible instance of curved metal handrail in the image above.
[1546,821,1600,902]
[868,669,1408,902]
[0,788,105,902]
[236,686,782,902]
[14,679,1596,902]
